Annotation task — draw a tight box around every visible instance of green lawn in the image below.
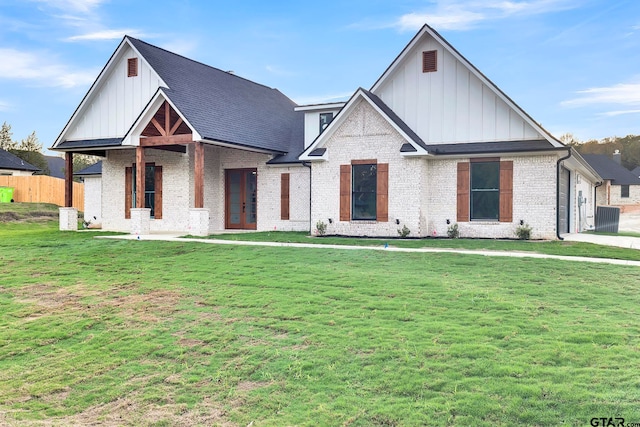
[1,221,639,426]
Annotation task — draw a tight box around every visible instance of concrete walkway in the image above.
[96,233,640,267]
[562,232,640,250]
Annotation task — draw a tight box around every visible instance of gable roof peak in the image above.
[370,22,564,148]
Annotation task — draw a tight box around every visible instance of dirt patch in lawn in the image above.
[13,284,182,323]
[0,395,235,427]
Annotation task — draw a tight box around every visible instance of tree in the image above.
[0,121,17,150]
[73,154,100,173]
[18,131,42,152]
[559,133,580,147]
[572,134,640,170]
[8,149,49,175]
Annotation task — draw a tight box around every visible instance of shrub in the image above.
[447,223,459,239]
[397,225,410,238]
[315,220,327,236]
[515,223,533,240]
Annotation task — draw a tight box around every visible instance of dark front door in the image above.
[225,169,257,230]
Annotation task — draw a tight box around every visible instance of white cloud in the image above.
[562,82,640,107]
[30,0,106,14]
[392,0,579,31]
[66,29,143,41]
[0,100,10,112]
[598,109,640,117]
[0,48,96,88]
[397,9,485,31]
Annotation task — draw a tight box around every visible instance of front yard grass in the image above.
[1,222,639,426]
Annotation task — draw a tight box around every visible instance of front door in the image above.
[225,169,257,229]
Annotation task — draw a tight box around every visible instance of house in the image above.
[75,161,103,226]
[0,148,40,176]
[632,166,640,179]
[52,24,601,239]
[582,151,640,206]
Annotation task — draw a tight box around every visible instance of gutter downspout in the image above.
[302,161,312,234]
[593,181,603,227]
[556,149,572,241]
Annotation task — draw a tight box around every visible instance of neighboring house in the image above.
[52,24,600,239]
[0,148,40,176]
[74,161,102,225]
[46,155,65,179]
[582,152,640,206]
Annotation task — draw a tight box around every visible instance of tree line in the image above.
[1,121,97,177]
[561,133,640,171]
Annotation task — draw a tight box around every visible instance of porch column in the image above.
[59,152,78,231]
[136,146,145,209]
[131,146,151,235]
[65,152,73,207]
[189,141,210,236]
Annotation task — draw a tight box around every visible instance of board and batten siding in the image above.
[374,37,544,144]
[65,45,164,141]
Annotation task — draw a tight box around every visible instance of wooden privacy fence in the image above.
[0,176,84,211]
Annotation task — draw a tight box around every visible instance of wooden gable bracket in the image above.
[140,101,193,147]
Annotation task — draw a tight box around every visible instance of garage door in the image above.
[558,166,570,234]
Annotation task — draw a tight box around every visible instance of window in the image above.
[352,163,377,220]
[470,161,500,220]
[422,50,437,73]
[621,185,630,198]
[127,58,138,77]
[125,163,162,219]
[319,112,333,132]
[457,160,513,222]
[340,161,388,222]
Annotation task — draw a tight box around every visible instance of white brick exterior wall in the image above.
[427,156,558,240]
[82,176,102,225]
[103,148,191,232]
[312,100,430,237]
[204,145,310,232]
[312,99,560,239]
[101,144,310,233]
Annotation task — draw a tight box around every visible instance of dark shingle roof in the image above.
[425,140,558,155]
[361,89,428,151]
[0,148,40,172]
[632,166,640,178]
[55,138,122,149]
[582,154,640,185]
[46,156,65,178]
[128,37,303,158]
[74,161,102,176]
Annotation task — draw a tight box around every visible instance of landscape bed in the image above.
[1,220,639,426]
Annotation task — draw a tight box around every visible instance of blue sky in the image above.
[0,0,639,153]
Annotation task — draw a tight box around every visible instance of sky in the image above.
[0,0,639,155]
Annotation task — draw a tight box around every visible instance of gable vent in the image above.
[422,50,437,73]
[127,58,138,77]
